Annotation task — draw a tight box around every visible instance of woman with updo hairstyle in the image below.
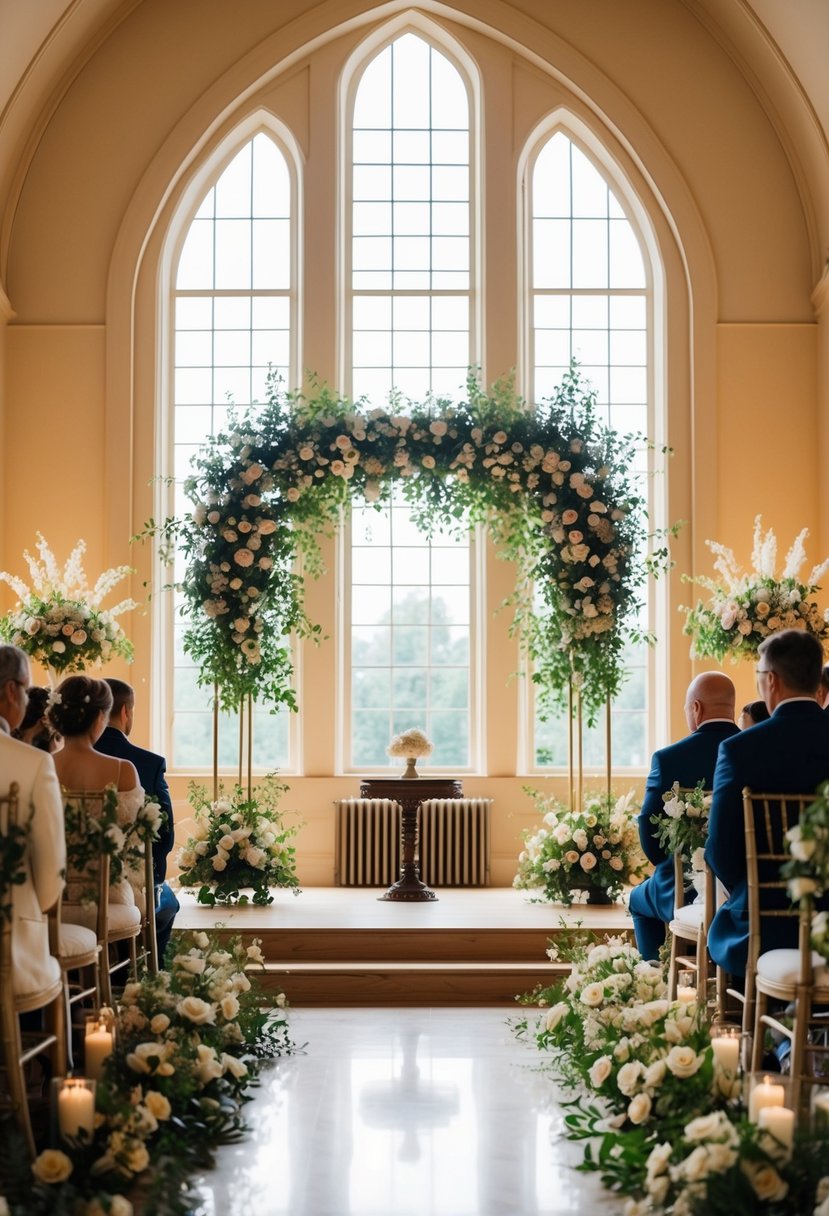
[50,675,143,920]
[12,685,62,752]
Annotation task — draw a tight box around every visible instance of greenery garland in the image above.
[145,365,670,722]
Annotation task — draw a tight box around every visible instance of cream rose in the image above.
[177,996,217,1025]
[31,1149,73,1184]
[221,993,241,1020]
[743,1162,788,1202]
[150,1013,170,1034]
[579,982,606,1008]
[616,1060,644,1096]
[627,1092,652,1124]
[589,1055,612,1087]
[144,1090,172,1121]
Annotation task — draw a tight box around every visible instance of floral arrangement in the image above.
[63,789,163,905]
[0,929,292,1215]
[682,516,829,663]
[512,929,829,1215]
[0,534,135,676]
[780,780,829,959]
[387,728,433,760]
[652,781,711,895]
[513,788,648,905]
[176,777,300,906]
[141,365,672,720]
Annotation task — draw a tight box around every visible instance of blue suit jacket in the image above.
[629,720,739,925]
[705,700,829,975]
[95,726,175,884]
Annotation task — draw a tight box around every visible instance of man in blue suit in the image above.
[630,671,738,959]
[95,679,179,962]
[706,630,829,977]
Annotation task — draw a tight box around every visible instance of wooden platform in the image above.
[173,885,634,1006]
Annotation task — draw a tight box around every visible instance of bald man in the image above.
[629,672,738,959]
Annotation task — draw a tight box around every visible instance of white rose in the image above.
[616,1060,644,1095]
[681,1144,713,1182]
[589,1056,613,1087]
[150,1013,170,1034]
[743,1161,788,1202]
[627,1092,652,1124]
[789,876,818,901]
[579,982,605,1008]
[177,996,217,1025]
[665,1044,703,1078]
[643,1059,666,1089]
[544,1002,568,1032]
[221,994,240,1020]
[684,1112,725,1142]
[646,1141,673,1178]
[144,1090,172,1121]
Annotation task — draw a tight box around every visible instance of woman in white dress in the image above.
[48,677,144,926]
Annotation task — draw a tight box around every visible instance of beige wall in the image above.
[1,1,826,885]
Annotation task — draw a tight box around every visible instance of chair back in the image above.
[671,788,712,920]
[63,790,112,941]
[742,788,815,985]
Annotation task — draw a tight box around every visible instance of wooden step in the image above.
[255,961,567,1007]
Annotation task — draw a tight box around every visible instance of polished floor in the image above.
[194,1008,622,1216]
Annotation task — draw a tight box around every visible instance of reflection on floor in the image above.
[193,1007,623,1216]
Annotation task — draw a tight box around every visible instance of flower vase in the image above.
[401,757,419,779]
[586,884,614,906]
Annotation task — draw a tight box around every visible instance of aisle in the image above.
[193,1007,622,1216]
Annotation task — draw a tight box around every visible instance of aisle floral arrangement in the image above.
[513,926,829,1215]
[0,534,135,676]
[651,781,711,894]
[682,516,829,662]
[781,779,829,958]
[513,789,648,905]
[142,365,674,722]
[176,776,300,906]
[0,929,292,1216]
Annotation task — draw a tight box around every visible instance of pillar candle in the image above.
[749,1074,785,1123]
[57,1079,95,1141]
[84,1026,113,1081]
[758,1104,795,1153]
[710,1034,740,1073]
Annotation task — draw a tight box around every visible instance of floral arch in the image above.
[154,365,662,725]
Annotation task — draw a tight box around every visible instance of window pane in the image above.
[172,134,294,771]
[530,131,651,769]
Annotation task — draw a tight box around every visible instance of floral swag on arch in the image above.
[148,365,670,722]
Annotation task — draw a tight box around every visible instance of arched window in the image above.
[343,31,480,772]
[170,130,297,772]
[527,128,653,771]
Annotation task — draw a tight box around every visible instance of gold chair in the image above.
[0,782,67,1157]
[742,787,829,1117]
[49,897,100,1069]
[665,789,714,1001]
[61,792,142,1008]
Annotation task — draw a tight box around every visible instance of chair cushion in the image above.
[756,949,829,991]
[62,903,141,934]
[58,921,99,960]
[670,904,704,932]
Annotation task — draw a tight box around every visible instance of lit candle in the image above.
[57,1078,95,1141]
[710,1032,740,1073]
[758,1104,795,1154]
[749,1074,785,1123]
[84,1025,113,1081]
[676,986,697,1005]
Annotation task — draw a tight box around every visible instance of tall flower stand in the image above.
[361,777,463,902]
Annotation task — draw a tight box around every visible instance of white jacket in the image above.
[0,731,65,997]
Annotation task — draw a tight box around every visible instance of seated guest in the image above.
[706,629,829,976]
[738,699,770,729]
[0,645,66,1000]
[12,686,62,752]
[629,671,738,960]
[94,679,179,961]
[49,677,142,916]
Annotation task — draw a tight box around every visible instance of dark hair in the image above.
[821,665,829,694]
[757,629,824,695]
[105,678,134,717]
[15,686,50,734]
[48,676,113,737]
[740,699,770,725]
